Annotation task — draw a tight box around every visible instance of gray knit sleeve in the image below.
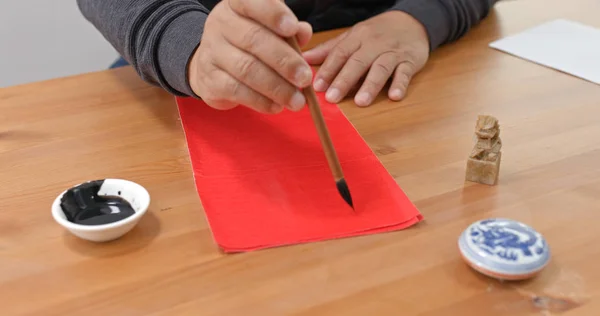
[77,0,210,96]
[390,0,499,51]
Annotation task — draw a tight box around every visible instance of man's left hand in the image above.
[302,10,429,106]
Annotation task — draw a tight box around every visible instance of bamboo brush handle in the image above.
[284,37,345,180]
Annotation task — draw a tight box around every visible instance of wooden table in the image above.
[2,0,600,314]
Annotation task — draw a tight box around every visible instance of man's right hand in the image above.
[188,0,313,114]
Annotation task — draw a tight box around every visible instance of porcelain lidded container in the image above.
[458,218,550,280]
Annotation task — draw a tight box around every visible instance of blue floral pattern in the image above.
[468,218,547,263]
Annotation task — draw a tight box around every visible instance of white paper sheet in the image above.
[489,19,600,85]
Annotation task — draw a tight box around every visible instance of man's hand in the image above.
[303,11,429,107]
[188,0,313,114]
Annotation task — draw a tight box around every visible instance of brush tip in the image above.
[336,178,354,209]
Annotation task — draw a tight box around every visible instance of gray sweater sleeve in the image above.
[77,0,210,96]
[78,0,497,97]
[390,0,499,51]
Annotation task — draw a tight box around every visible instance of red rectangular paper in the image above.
[176,90,423,252]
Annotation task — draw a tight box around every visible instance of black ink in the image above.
[60,180,135,226]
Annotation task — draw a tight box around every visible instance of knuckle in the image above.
[251,94,270,111]
[364,76,384,89]
[396,72,410,86]
[270,82,294,104]
[274,53,294,74]
[333,46,352,60]
[399,50,418,65]
[405,60,418,73]
[221,77,242,98]
[242,26,266,50]
[318,71,334,83]
[210,2,231,25]
[334,75,353,88]
[374,62,393,75]
[235,56,259,81]
[348,55,368,68]
[390,51,403,63]
[228,0,246,14]
[264,0,281,11]
[204,72,224,99]
[204,15,217,29]
[390,40,403,50]
[351,23,367,35]
[328,42,353,62]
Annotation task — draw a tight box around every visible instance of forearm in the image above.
[390,0,499,51]
[77,0,210,96]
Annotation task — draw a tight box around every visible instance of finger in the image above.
[312,35,360,93]
[213,40,306,112]
[324,48,376,103]
[302,31,348,65]
[228,0,299,37]
[197,67,274,113]
[221,11,312,88]
[354,52,399,107]
[296,22,313,48]
[208,65,284,114]
[347,79,364,97]
[389,61,417,101]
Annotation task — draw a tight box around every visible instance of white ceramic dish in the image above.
[51,178,150,242]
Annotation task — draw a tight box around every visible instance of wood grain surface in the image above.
[1,0,600,314]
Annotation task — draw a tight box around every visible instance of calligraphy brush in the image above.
[284,36,354,210]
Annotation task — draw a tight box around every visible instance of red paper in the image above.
[176,90,423,252]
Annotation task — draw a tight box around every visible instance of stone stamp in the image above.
[466,115,502,185]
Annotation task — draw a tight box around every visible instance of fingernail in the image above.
[355,92,372,107]
[390,89,403,100]
[313,78,328,92]
[325,87,340,103]
[270,103,284,113]
[295,66,312,87]
[279,15,296,34]
[288,91,306,111]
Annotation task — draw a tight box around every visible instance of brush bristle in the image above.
[336,178,354,209]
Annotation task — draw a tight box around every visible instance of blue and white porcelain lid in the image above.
[458,218,550,277]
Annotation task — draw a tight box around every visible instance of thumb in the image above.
[389,61,417,101]
[302,31,348,65]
